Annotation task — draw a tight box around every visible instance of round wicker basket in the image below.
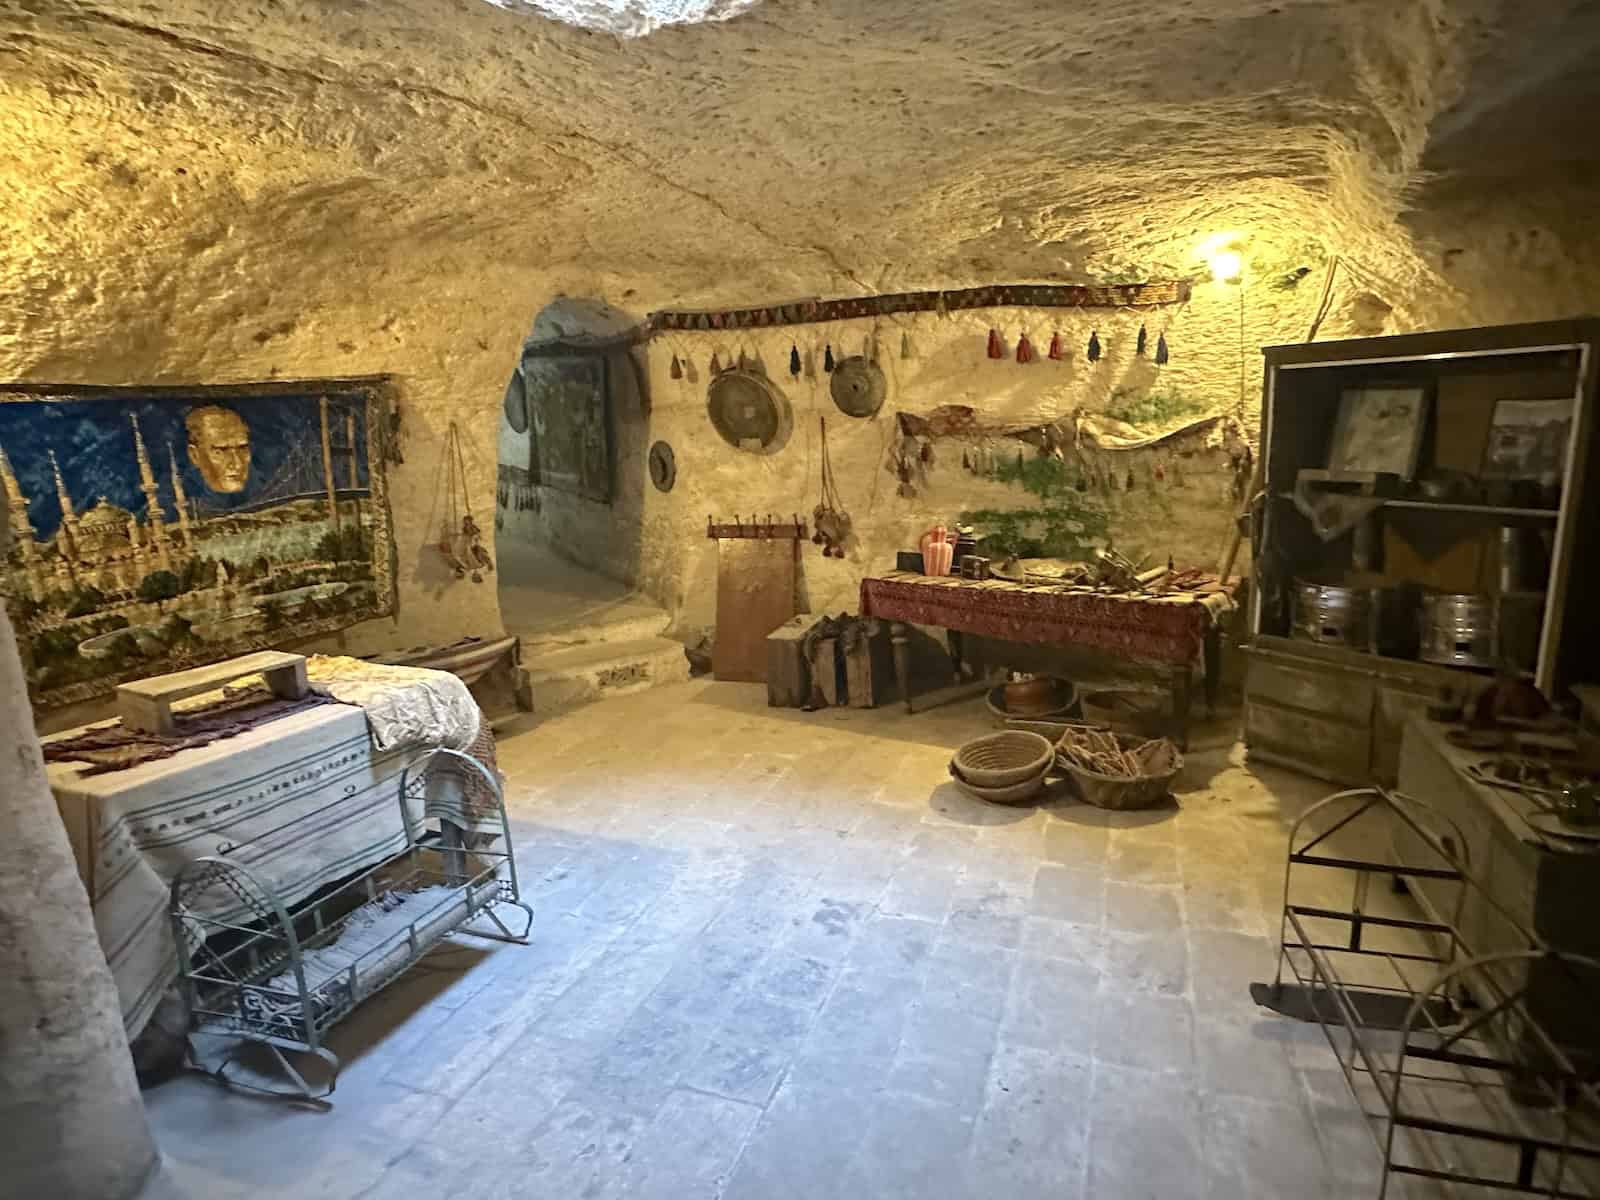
[952,730,1055,788]
[1057,728,1182,811]
[947,760,1048,805]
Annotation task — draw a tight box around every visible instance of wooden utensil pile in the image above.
[1058,728,1170,778]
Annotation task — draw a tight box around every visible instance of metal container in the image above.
[1420,593,1497,669]
[1292,582,1372,649]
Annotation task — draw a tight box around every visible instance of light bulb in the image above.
[1209,250,1243,283]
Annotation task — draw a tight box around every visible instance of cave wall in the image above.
[496,264,1382,635]
[6,0,1600,675]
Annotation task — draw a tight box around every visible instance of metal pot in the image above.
[1292,582,1372,648]
[1419,593,1497,668]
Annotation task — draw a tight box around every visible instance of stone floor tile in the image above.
[752,951,837,1008]
[1002,953,1101,1054]
[1188,928,1277,1018]
[1043,813,1112,866]
[1086,1064,1205,1200]
[845,914,938,978]
[1030,863,1107,925]
[1093,990,1194,1075]
[880,861,960,923]
[969,1042,1092,1198]
[1107,836,1182,884]
[1102,881,1183,935]
[617,1089,761,1200]
[1203,1091,1332,1199]
[1193,1014,1305,1104]
[1021,915,1105,969]
[1102,928,1188,995]
[720,1078,879,1200]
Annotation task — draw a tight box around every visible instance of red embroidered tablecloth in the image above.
[859,572,1234,666]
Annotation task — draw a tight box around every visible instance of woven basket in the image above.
[1057,727,1182,811]
[951,730,1054,788]
[947,760,1047,805]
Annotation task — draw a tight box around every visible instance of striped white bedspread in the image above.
[47,704,447,1037]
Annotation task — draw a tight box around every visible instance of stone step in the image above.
[514,599,672,653]
[516,636,690,713]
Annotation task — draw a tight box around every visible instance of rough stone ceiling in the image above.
[3,0,1599,373]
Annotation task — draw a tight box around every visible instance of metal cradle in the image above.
[1254,786,1600,1197]
[168,747,533,1107]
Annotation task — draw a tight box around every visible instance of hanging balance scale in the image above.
[829,355,886,418]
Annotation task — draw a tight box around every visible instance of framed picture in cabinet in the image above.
[1325,384,1428,478]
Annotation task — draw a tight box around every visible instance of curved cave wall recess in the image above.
[496,297,651,591]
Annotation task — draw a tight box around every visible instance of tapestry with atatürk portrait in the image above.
[0,377,397,708]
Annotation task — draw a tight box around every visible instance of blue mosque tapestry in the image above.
[0,378,397,708]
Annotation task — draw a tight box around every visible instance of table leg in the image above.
[947,629,966,683]
[1172,666,1193,752]
[890,622,913,714]
[1203,627,1222,717]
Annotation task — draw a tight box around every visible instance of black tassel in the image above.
[789,345,801,377]
[1136,324,1148,356]
[1087,331,1101,363]
[1155,332,1169,364]
[824,344,835,372]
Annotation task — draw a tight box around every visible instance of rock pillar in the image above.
[0,580,157,1195]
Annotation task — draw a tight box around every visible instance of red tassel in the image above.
[1016,333,1034,363]
[986,329,1003,359]
[709,353,721,374]
[1047,332,1063,360]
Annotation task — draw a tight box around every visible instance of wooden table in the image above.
[859,572,1234,746]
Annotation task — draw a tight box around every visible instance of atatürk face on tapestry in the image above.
[186,405,251,492]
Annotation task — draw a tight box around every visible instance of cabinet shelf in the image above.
[1379,498,1559,519]
[1276,494,1560,521]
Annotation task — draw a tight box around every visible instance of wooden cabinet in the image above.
[1245,319,1600,783]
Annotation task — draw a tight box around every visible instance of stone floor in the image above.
[139,680,1420,1199]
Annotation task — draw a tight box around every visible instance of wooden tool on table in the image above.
[117,651,310,734]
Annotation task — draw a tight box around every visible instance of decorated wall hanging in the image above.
[648,440,677,492]
[646,280,1191,333]
[0,377,398,708]
[813,417,851,558]
[829,355,887,418]
[502,366,528,432]
[525,354,613,504]
[437,421,494,584]
[1087,331,1102,362]
[706,366,793,454]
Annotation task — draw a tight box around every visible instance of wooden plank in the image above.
[117,651,309,733]
[712,539,797,683]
